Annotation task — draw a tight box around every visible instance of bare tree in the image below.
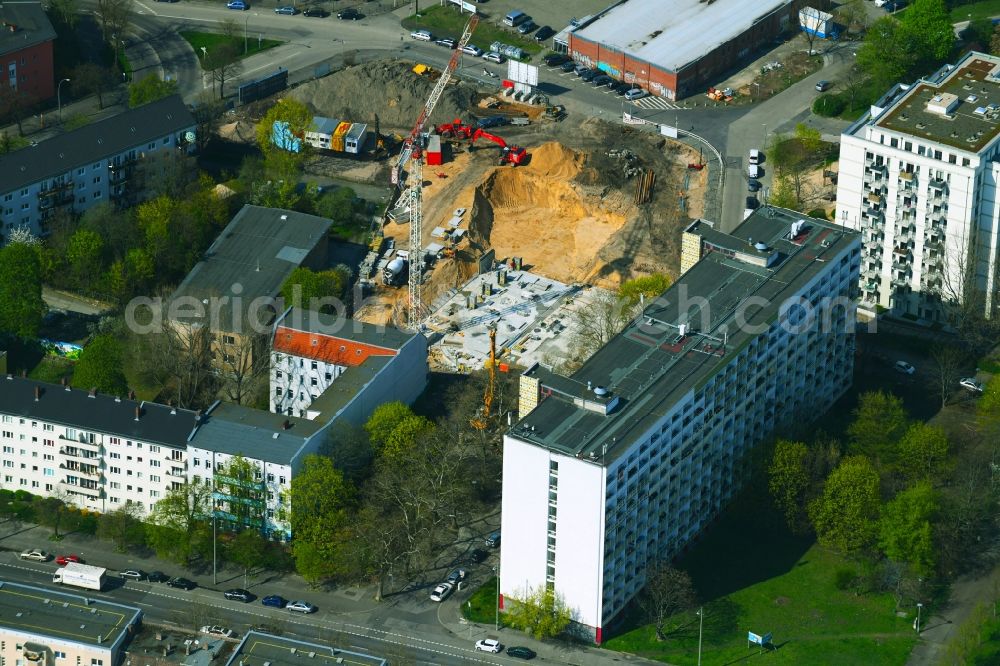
[638,561,697,641]
[569,289,634,369]
[94,0,134,43]
[207,43,243,100]
[930,346,965,408]
[190,92,226,151]
[219,332,269,406]
[0,84,31,136]
[149,322,217,409]
[72,63,113,110]
[841,64,867,113]
[933,228,1000,351]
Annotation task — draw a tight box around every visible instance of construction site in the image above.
[232,16,709,372]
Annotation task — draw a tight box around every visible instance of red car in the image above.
[56,554,82,565]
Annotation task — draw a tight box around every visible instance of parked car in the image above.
[262,594,287,608]
[273,5,297,14]
[55,554,82,565]
[120,569,145,581]
[560,60,578,73]
[19,549,50,562]
[224,588,253,602]
[483,52,505,64]
[461,44,484,57]
[579,69,599,82]
[605,77,621,89]
[286,600,317,613]
[625,88,648,101]
[226,1,248,10]
[894,360,916,375]
[748,164,763,179]
[748,148,763,164]
[429,582,454,602]
[543,53,568,67]
[574,64,590,76]
[613,81,632,95]
[517,20,538,35]
[506,646,537,660]
[166,577,197,590]
[468,548,488,564]
[302,7,328,17]
[535,26,555,42]
[960,377,984,393]
[477,115,507,129]
[747,179,762,193]
[337,8,362,19]
[485,530,501,548]
[147,571,168,583]
[475,639,502,654]
[815,79,832,92]
[746,196,760,210]
[435,38,457,49]
[592,75,613,87]
[200,626,236,638]
[446,568,467,585]
[410,29,433,41]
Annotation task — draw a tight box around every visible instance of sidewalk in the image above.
[0,88,129,147]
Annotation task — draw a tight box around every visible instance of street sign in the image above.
[748,631,763,645]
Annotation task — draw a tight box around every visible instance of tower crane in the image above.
[393,13,479,328]
[471,322,497,431]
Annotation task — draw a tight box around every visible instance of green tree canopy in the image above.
[878,481,938,576]
[0,241,45,338]
[768,439,810,533]
[896,422,949,483]
[618,274,672,309]
[256,97,313,155]
[128,73,179,108]
[288,455,355,582]
[382,414,435,461]
[72,335,128,395]
[280,267,349,313]
[899,0,954,63]
[316,187,358,227]
[67,228,106,289]
[364,401,415,451]
[504,584,572,639]
[808,455,881,555]
[847,390,909,468]
[856,17,918,90]
[145,480,213,564]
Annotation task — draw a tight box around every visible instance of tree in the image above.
[847,391,909,469]
[215,455,266,532]
[67,227,105,288]
[48,0,81,28]
[219,331,269,406]
[768,174,800,209]
[280,266,349,313]
[618,273,672,309]
[768,440,811,533]
[145,480,213,564]
[225,529,270,588]
[0,241,45,338]
[963,18,995,48]
[128,73,178,108]
[899,0,954,63]
[896,423,950,484]
[878,481,939,577]
[794,123,824,157]
[94,0,133,43]
[638,562,696,640]
[0,82,30,136]
[382,414,435,462]
[930,345,964,408]
[569,289,633,368]
[808,455,881,555]
[34,490,73,537]
[206,42,242,100]
[316,187,358,227]
[992,27,1000,57]
[72,335,128,395]
[143,321,217,409]
[364,402,416,452]
[256,97,313,155]
[72,63,113,110]
[856,17,918,91]
[190,93,226,151]
[504,584,572,639]
[287,455,355,583]
[97,502,145,552]
[320,422,375,483]
[834,0,869,34]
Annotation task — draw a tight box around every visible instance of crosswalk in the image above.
[632,96,683,110]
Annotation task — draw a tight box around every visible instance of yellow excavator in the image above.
[470,323,497,431]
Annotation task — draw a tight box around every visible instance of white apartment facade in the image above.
[0,95,195,241]
[0,377,197,514]
[501,209,861,642]
[836,51,1000,320]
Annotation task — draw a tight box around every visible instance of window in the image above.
[109,452,121,459]
[222,334,236,345]
[93,162,100,170]
[150,459,160,467]
[149,445,159,453]
[110,482,120,489]
[150,490,159,498]
[20,188,28,196]
[20,202,28,210]
[311,361,318,370]
[92,191,102,199]
[55,652,66,659]
[279,476,286,484]
[275,387,283,396]
[150,474,160,482]
[43,468,54,477]
[148,142,155,150]
[77,168,85,175]
[2,193,10,201]
[110,466,121,474]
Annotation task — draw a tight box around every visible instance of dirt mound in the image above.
[526,142,584,180]
[291,60,476,132]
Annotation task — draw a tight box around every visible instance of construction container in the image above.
[799,6,836,39]
[304,117,339,151]
[330,121,352,152]
[426,134,443,165]
[345,123,368,155]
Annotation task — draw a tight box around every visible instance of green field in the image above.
[603,503,917,665]
[29,357,75,385]
[179,31,283,70]
[950,0,1000,22]
[402,6,542,58]
[462,576,504,626]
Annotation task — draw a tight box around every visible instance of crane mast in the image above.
[395,14,479,328]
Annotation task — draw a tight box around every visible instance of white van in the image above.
[748,164,763,179]
[749,148,763,164]
[410,29,433,41]
[504,10,527,27]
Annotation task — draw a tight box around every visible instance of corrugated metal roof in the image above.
[572,0,793,73]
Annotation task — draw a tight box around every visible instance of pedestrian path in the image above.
[632,95,683,110]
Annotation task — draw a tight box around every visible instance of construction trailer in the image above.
[799,6,837,39]
[303,117,368,154]
[425,134,443,165]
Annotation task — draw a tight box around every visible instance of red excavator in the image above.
[435,118,475,139]
[470,128,527,166]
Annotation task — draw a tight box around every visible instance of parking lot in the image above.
[472,0,609,46]
[536,55,686,110]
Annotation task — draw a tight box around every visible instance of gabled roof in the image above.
[0,375,199,448]
[188,402,323,465]
[0,3,56,58]
[273,308,415,365]
[0,95,195,194]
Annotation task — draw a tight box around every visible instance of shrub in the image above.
[808,208,829,220]
[813,94,846,117]
[834,567,856,591]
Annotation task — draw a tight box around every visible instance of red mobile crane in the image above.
[435,118,475,139]
[470,128,527,166]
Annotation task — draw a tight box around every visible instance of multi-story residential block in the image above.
[270,307,427,419]
[836,51,1000,320]
[0,95,196,241]
[0,580,142,666]
[0,3,56,106]
[0,376,199,514]
[502,208,860,642]
[228,631,386,666]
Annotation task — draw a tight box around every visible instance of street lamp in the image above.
[696,607,704,666]
[915,602,923,634]
[245,16,250,55]
[492,564,500,631]
[57,78,71,123]
[762,123,768,149]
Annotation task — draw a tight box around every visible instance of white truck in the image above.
[52,563,107,591]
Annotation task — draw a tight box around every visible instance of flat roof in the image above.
[0,375,199,448]
[169,206,331,332]
[874,53,1000,153]
[306,357,390,422]
[0,579,141,647]
[0,3,56,57]
[572,0,792,73]
[227,631,386,666]
[274,308,415,352]
[512,207,859,464]
[0,95,194,194]
[189,402,324,465]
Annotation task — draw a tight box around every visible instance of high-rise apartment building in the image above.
[501,208,860,642]
[836,51,1000,320]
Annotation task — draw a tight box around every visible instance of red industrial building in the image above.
[568,0,808,101]
[0,2,56,107]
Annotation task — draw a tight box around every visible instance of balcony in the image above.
[891,274,911,288]
[59,434,101,451]
[58,447,99,460]
[59,480,103,498]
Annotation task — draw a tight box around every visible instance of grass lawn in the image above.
[402,6,542,58]
[603,503,917,665]
[950,0,1000,22]
[462,576,503,625]
[179,31,283,70]
[29,356,75,384]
